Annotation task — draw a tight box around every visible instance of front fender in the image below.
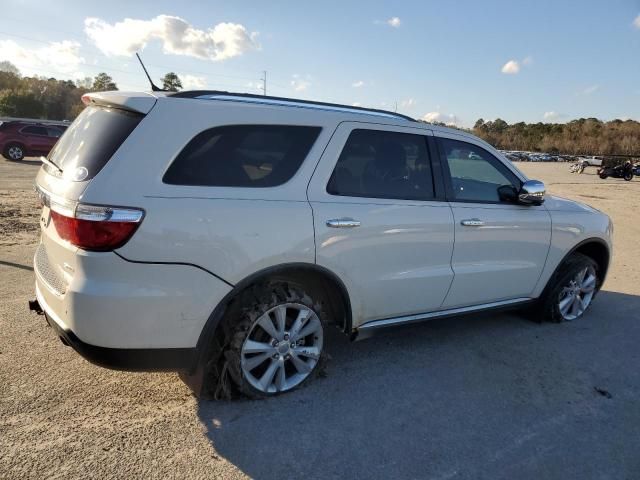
[532,209,612,297]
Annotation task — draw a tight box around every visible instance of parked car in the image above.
[0,121,67,161]
[30,91,613,398]
[582,156,603,167]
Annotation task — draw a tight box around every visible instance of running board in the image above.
[355,297,533,338]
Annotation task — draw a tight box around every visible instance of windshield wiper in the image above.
[40,156,63,174]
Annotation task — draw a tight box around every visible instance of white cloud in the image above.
[245,81,261,91]
[0,39,85,77]
[580,84,599,95]
[633,14,640,29]
[352,102,361,107]
[290,74,311,92]
[543,111,569,123]
[84,15,258,61]
[375,17,401,27]
[180,74,206,90]
[352,80,365,88]
[422,111,458,125]
[522,56,533,66]
[501,60,520,74]
[400,98,415,108]
[387,17,401,28]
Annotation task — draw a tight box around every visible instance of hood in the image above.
[544,194,600,213]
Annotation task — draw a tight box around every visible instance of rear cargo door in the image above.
[34,103,146,297]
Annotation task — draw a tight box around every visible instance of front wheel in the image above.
[539,253,599,323]
[207,282,327,399]
[624,173,633,181]
[599,172,608,179]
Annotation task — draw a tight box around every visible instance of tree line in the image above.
[445,117,639,156]
[0,61,183,121]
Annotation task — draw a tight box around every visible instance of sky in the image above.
[0,0,638,127]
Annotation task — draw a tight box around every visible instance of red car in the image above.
[0,121,67,161]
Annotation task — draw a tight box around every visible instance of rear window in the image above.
[47,106,142,181]
[163,125,321,187]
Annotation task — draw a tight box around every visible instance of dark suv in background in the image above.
[0,121,67,161]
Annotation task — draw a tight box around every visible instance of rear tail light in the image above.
[36,186,143,251]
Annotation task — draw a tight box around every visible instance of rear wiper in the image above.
[40,156,63,174]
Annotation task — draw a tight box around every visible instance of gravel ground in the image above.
[1,159,639,479]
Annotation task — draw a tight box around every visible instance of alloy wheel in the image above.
[240,303,323,394]
[7,146,23,160]
[557,265,597,320]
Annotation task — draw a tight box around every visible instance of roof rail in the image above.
[169,90,415,122]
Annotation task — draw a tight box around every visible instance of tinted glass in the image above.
[23,126,47,135]
[163,125,321,187]
[47,127,63,138]
[48,106,143,180]
[441,138,519,202]
[327,129,434,200]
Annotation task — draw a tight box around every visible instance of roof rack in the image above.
[169,90,415,122]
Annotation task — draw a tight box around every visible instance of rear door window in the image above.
[327,129,434,200]
[47,106,143,181]
[46,127,64,138]
[163,125,321,187]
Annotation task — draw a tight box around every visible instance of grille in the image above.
[35,244,66,295]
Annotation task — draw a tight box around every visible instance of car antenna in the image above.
[135,52,166,92]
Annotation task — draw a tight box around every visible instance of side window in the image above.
[163,125,321,187]
[47,128,63,138]
[23,126,47,136]
[327,129,434,201]
[440,138,519,203]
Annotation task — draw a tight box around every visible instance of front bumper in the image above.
[30,295,196,371]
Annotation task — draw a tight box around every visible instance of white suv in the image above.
[31,90,613,398]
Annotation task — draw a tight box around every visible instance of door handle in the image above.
[461,218,484,227]
[326,218,361,228]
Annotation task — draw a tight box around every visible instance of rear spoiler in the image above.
[81,91,163,115]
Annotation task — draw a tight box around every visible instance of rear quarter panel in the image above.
[80,98,344,284]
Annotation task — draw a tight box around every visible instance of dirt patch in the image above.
[0,190,40,246]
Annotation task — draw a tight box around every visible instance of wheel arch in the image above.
[192,262,353,370]
[543,238,611,295]
[571,239,610,280]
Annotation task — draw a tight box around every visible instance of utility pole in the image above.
[260,70,267,96]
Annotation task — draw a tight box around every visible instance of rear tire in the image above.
[204,282,327,399]
[624,173,633,181]
[3,143,25,161]
[538,253,599,323]
[599,173,607,179]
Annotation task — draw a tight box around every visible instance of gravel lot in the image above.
[1,159,639,479]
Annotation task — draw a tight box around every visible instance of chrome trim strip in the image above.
[195,94,404,120]
[34,183,77,217]
[358,297,532,331]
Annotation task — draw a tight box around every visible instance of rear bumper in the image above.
[32,294,197,371]
[33,244,231,349]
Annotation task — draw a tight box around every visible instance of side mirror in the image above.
[518,180,545,205]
